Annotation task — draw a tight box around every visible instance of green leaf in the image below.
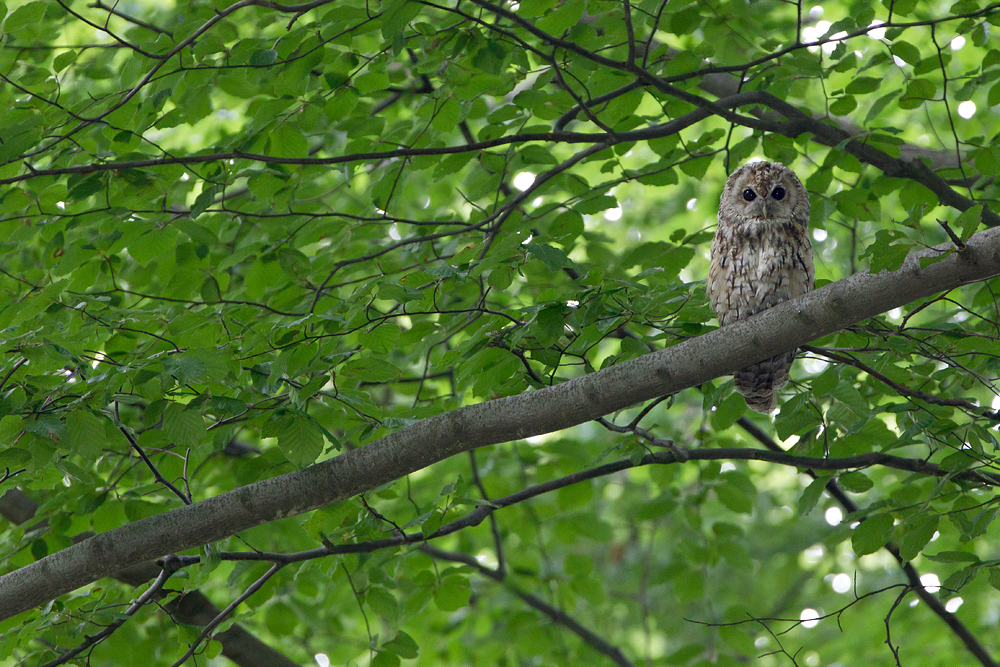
[861,230,912,273]
[265,601,298,635]
[798,477,827,516]
[268,125,309,158]
[341,358,401,382]
[574,195,618,215]
[366,586,399,619]
[372,651,400,667]
[892,41,921,65]
[65,411,105,458]
[679,156,712,178]
[829,96,857,115]
[776,393,819,439]
[988,567,1000,593]
[4,1,45,32]
[294,375,329,404]
[837,471,873,493]
[670,6,702,34]
[851,513,894,556]
[163,403,205,447]
[845,77,880,94]
[989,81,1000,107]
[385,631,419,659]
[265,414,325,466]
[164,356,207,384]
[249,49,277,66]
[536,0,583,34]
[525,242,569,271]
[27,418,65,443]
[488,265,514,290]
[715,471,755,514]
[898,515,939,562]
[710,393,745,430]
[955,204,983,240]
[434,575,471,611]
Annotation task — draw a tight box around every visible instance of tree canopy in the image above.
[1,0,1000,666]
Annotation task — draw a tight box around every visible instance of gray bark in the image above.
[0,490,302,667]
[1,225,999,621]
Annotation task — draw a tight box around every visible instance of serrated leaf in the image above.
[851,513,894,556]
[295,375,329,404]
[898,515,939,562]
[163,403,205,447]
[269,125,308,158]
[341,358,401,382]
[269,415,324,466]
[65,411,105,458]
[955,204,983,240]
[385,631,419,659]
[164,356,207,384]
[798,477,827,516]
[525,242,569,271]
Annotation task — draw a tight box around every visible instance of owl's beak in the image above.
[761,200,771,218]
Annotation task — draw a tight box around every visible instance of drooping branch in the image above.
[0,226,999,622]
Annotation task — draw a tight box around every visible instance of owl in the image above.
[707,161,814,413]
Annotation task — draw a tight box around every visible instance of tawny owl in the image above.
[707,161,814,413]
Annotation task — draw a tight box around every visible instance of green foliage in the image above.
[0,0,999,665]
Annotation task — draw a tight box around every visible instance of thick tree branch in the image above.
[1,226,999,621]
[0,490,302,667]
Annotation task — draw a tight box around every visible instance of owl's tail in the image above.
[733,350,796,414]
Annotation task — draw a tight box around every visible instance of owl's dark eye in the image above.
[742,188,757,202]
[771,186,786,200]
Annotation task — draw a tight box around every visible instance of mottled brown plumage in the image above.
[708,161,814,413]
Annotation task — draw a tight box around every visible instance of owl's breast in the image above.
[708,223,813,326]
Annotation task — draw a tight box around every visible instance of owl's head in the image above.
[721,161,809,225]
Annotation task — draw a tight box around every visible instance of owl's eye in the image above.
[771,186,786,200]
[742,188,756,202]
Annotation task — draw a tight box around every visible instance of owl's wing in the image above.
[752,231,814,307]
[707,243,741,327]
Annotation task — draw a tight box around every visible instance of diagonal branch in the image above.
[1,226,999,621]
[420,544,637,667]
[736,418,1000,667]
